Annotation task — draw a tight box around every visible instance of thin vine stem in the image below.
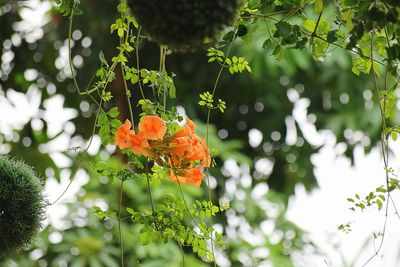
[50,99,103,205]
[360,30,391,267]
[135,27,146,99]
[174,174,208,236]
[67,2,109,113]
[278,7,301,23]
[171,172,215,263]
[240,7,299,20]
[203,38,235,267]
[69,0,120,111]
[67,6,131,266]
[310,0,324,40]
[55,0,121,205]
[361,26,400,266]
[260,14,387,67]
[263,19,279,46]
[361,194,389,267]
[245,2,387,67]
[151,40,214,260]
[118,180,125,267]
[309,0,326,57]
[145,161,161,233]
[146,165,156,214]
[68,5,104,96]
[178,242,185,267]
[121,64,134,125]
[159,45,168,114]
[371,32,390,183]
[389,194,400,221]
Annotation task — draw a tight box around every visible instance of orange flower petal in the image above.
[186,141,204,162]
[169,137,192,159]
[115,119,134,149]
[186,118,196,132]
[201,139,211,167]
[169,166,204,188]
[138,115,167,140]
[173,118,197,138]
[184,166,204,188]
[129,132,151,156]
[173,124,192,138]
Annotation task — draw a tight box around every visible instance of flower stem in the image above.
[204,37,235,267]
[118,180,125,267]
[121,64,135,125]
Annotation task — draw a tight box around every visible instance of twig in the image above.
[361,194,389,266]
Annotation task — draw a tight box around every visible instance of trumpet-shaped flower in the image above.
[114,115,210,188]
[138,115,167,140]
[128,132,151,156]
[169,137,193,159]
[174,118,196,138]
[115,119,134,149]
[169,166,204,188]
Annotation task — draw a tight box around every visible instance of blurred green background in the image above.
[0,0,383,266]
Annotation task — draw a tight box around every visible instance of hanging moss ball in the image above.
[0,156,46,258]
[129,0,241,50]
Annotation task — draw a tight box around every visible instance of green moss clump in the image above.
[0,156,46,258]
[128,0,241,50]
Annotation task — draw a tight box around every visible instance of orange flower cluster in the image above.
[115,116,210,188]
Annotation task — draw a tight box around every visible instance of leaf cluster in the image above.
[97,107,122,146]
[207,48,252,74]
[126,195,228,260]
[347,177,400,212]
[198,91,226,113]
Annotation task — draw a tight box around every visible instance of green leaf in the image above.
[237,24,248,37]
[314,0,323,13]
[169,84,176,99]
[262,39,272,49]
[342,9,355,31]
[99,50,108,66]
[275,21,292,37]
[376,187,386,193]
[98,114,108,125]
[110,119,121,128]
[376,199,383,210]
[303,20,316,33]
[311,38,329,61]
[352,57,372,76]
[108,107,119,118]
[127,207,135,214]
[392,132,398,141]
[327,30,338,43]
[118,27,124,38]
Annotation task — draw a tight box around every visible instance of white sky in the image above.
[287,141,400,267]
